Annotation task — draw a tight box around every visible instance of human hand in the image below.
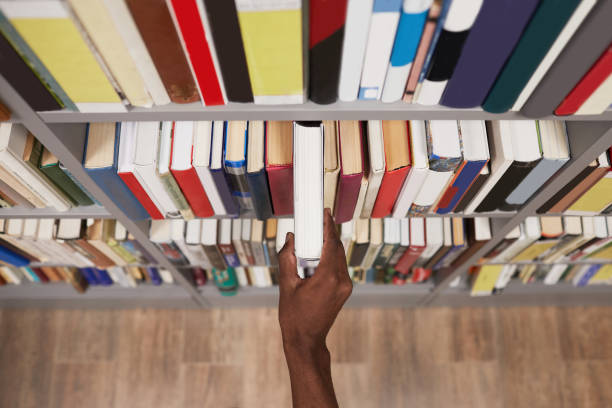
[278,208,353,351]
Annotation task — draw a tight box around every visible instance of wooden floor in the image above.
[1,307,612,408]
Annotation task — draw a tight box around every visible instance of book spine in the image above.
[267,165,294,216]
[266,239,278,266]
[202,245,227,270]
[224,163,254,212]
[371,166,410,218]
[59,164,99,206]
[246,169,274,220]
[309,0,348,104]
[476,161,537,213]
[118,171,164,219]
[210,168,240,215]
[170,167,214,218]
[154,242,188,266]
[158,171,194,220]
[242,239,256,265]
[436,160,487,214]
[218,243,240,268]
[146,267,163,285]
[372,243,398,268]
[250,242,267,266]
[334,172,362,223]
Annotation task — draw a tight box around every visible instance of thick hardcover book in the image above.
[521,1,612,118]
[202,245,226,270]
[476,161,540,213]
[202,0,253,102]
[0,242,29,267]
[482,0,582,113]
[555,45,612,116]
[348,242,369,267]
[125,0,199,103]
[395,245,424,275]
[266,163,293,216]
[246,168,273,220]
[381,0,431,103]
[83,124,149,220]
[0,10,68,110]
[309,0,347,104]
[218,243,241,268]
[118,170,164,219]
[156,242,188,266]
[372,243,399,269]
[224,122,253,212]
[440,0,539,108]
[504,160,568,211]
[436,161,486,214]
[416,0,483,105]
[334,122,364,223]
[59,163,100,206]
[39,150,94,206]
[167,0,225,106]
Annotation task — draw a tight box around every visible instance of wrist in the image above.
[282,333,329,361]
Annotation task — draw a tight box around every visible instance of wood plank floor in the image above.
[1,307,612,408]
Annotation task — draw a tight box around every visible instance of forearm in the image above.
[283,339,338,408]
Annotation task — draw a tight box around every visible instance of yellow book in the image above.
[511,240,559,262]
[588,264,612,284]
[587,242,612,262]
[0,0,124,112]
[236,0,303,104]
[471,265,503,296]
[567,172,612,214]
[67,0,152,107]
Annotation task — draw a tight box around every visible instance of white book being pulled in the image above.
[293,122,324,269]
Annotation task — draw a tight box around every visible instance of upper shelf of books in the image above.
[1,0,611,122]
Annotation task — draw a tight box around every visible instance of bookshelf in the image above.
[1,71,612,309]
[0,206,111,219]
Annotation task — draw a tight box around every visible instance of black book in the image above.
[0,31,61,111]
[201,0,253,103]
[477,160,541,212]
[537,163,598,213]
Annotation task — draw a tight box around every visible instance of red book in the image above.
[170,122,214,218]
[395,218,426,275]
[555,45,612,116]
[167,0,225,106]
[333,121,364,223]
[192,267,207,286]
[265,122,294,215]
[118,171,164,220]
[411,267,432,283]
[371,121,412,218]
[31,267,49,283]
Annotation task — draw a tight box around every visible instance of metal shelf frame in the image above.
[0,71,611,309]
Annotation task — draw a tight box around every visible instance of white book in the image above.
[381,0,433,103]
[106,266,127,287]
[408,121,461,215]
[419,217,444,260]
[276,218,295,252]
[358,0,402,100]
[352,173,369,220]
[416,0,483,105]
[576,73,612,115]
[543,264,569,286]
[392,120,428,217]
[464,121,517,214]
[102,0,170,105]
[340,220,354,257]
[158,268,175,284]
[361,121,386,218]
[494,264,517,291]
[37,218,88,266]
[234,266,249,287]
[338,0,374,101]
[294,122,323,268]
[193,121,226,215]
[184,220,211,267]
[251,266,272,287]
[0,124,71,211]
[133,122,181,217]
[512,0,598,111]
[1,266,21,284]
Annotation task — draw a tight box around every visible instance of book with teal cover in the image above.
[482,0,582,113]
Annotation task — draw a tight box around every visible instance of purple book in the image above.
[210,168,239,215]
[440,0,540,108]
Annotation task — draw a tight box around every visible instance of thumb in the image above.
[278,232,300,291]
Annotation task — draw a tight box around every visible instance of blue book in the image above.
[80,268,100,285]
[22,267,40,283]
[82,123,149,220]
[94,268,114,286]
[0,243,29,267]
[381,0,431,102]
[576,264,602,287]
[246,121,273,220]
[146,267,162,286]
[224,121,254,213]
[210,122,240,215]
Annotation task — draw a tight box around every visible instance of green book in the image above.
[212,267,238,296]
[482,0,582,113]
[158,168,194,220]
[39,146,94,206]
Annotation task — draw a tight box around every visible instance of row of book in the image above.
[1,0,610,115]
[0,218,152,268]
[471,263,612,297]
[0,264,174,293]
[76,120,612,223]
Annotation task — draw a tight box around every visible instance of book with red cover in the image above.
[167,0,225,106]
[170,122,214,218]
[371,121,412,218]
[265,122,294,215]
[117,171,164,220]
[555,44,612,116]
[395,230,425,277]
[333,121,364,223]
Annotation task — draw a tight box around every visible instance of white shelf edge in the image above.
[0,206,112,219]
